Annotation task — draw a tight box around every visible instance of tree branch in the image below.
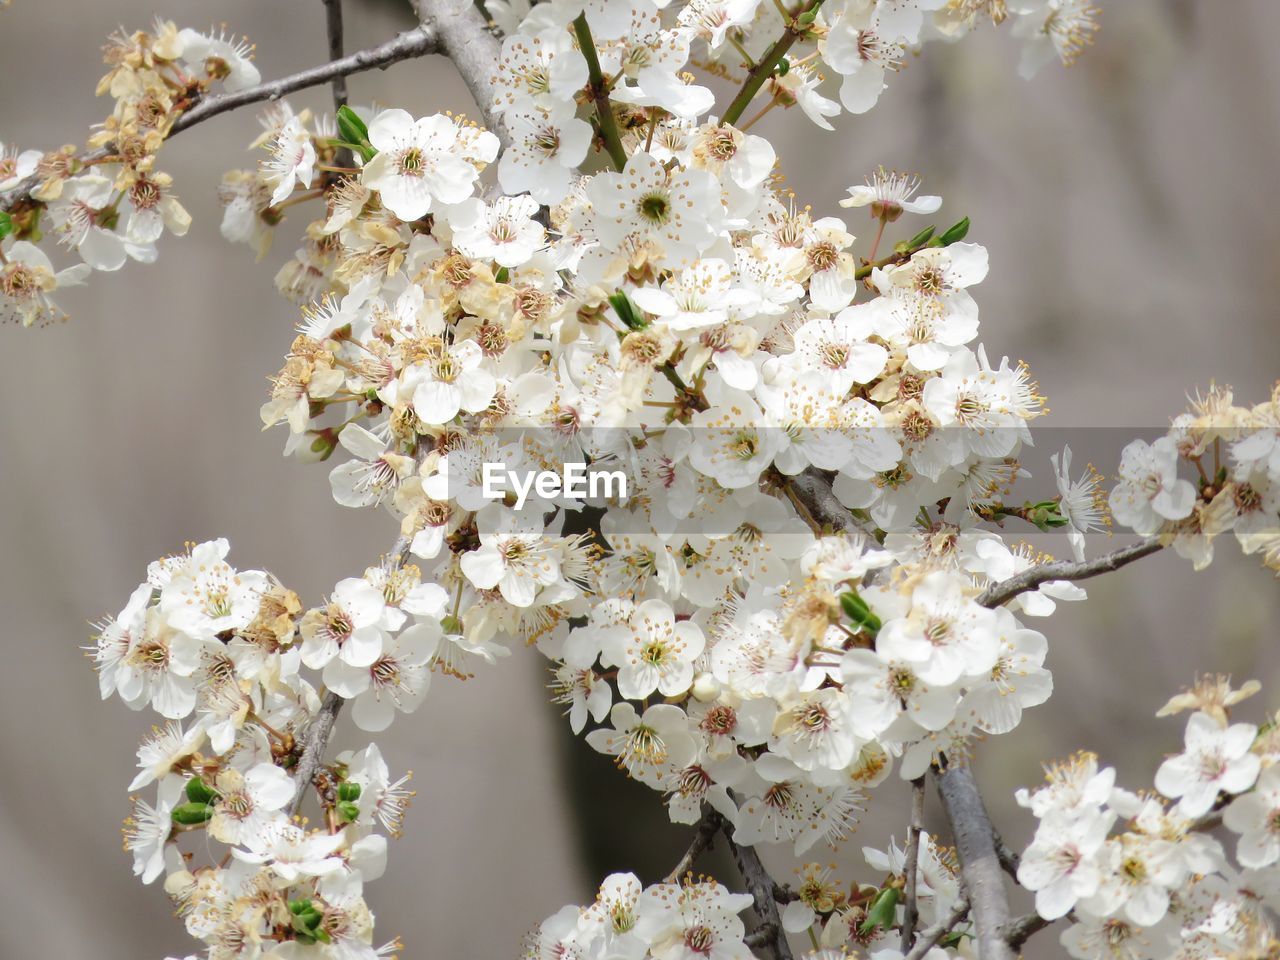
[664,807,725,883]
[786,470,862,534]
[288,453,426,815]
[410,0,508,142]
[904,898,969,960]
[934,763,1014,960]
[571,13,627,171]
[900,775,927,951]
[171,25,438,136]
[977,536,1163,609]
[322,0,350,109]
[725,831,794,960]
[1002,911,1055,951]
[1,25,440,208]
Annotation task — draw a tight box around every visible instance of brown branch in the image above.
[977,536,1163,609]
[322,0,350,109]
[664,807,725,883]
[900,775,927,951]
[1,25,440,208]
[725,831,795,960]
[904,898,969,960]
[1003,911,1055,951]
[288,451,426,815]
[786,470,863,534]
[934,763,1014,960]
[410,0,508,142]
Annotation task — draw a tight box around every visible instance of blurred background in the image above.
[1,1,1278,956]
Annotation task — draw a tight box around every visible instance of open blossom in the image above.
[449,193,546,267]
[1223,763,1280,868]
[600,599,705,699]
[360,109,497,221]
[1153,711,1260,818]
[262,113,315,205]
[1109,436,1197,535]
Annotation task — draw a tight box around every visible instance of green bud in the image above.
[937,216,970,246]
[0,212,13,240]
[608,290,647,331]
[796,9,817,24]
[184,777,217,805]
[289,898,317,916]
[775,57,790,76]
[336,105,369,144]
[840,591,882,634]
[859,886,900,934]
[337,781,362,802]
[171,802,214,826]
[337,800,361,822]
[905,225,935,249]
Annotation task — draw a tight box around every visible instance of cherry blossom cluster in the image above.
[93,538,435,958]
[1016,676,1280,960]
[36,0,1278,957]
[0,21,274,325]
[1109,383,1280,572]
[524,873,757,959]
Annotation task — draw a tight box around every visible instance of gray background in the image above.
[1,1,1278,956]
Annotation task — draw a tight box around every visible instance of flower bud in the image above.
[337,800,361,822]
[690,672,721,702]
[170,802,214,826]
[337,781,362,802]
[184,777,217,805]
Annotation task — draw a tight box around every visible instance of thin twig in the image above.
[720,0,820,127]
[900,776,927,951]
[725,828,794,960]
[1003,911,1054,951]
[977,536,1163,609]
[322,0,349,108]
[904,898,969,960]
[287,452,425,816]
[1,25,440,208]
[664,808,724,883]
[934,763,1014,960]
[571,13,628,171]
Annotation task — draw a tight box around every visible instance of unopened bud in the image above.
[690,672,721,702]
[337,781,362,802]
[184,777,217,805]
[337,800,361,822]
[171,802,214,826]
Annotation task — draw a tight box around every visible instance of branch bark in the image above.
[664,807,724,884]
[726,831,794,960]
[904,898,969,960]
[1,25,440,208]
[977,536,1163,609]
[322,0,350,109]
[410,0,508,142]
[900,776,927,951]
[934,764,1014,960]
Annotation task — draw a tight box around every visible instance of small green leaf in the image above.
[859,886,899,934]
[840,591,882,634]
[336,105,369,144]
[906,225,935,249]
[171,802,214,826]
[494,266,510,284]
[0,211,13,240]
[184,777,217,805]
[337,800,361,822]
[775,57,790,76]
[608,289,647,331]
[337,781,362,803]
[937,216,970,246]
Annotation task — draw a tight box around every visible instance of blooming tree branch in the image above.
[11,2,1280,959]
